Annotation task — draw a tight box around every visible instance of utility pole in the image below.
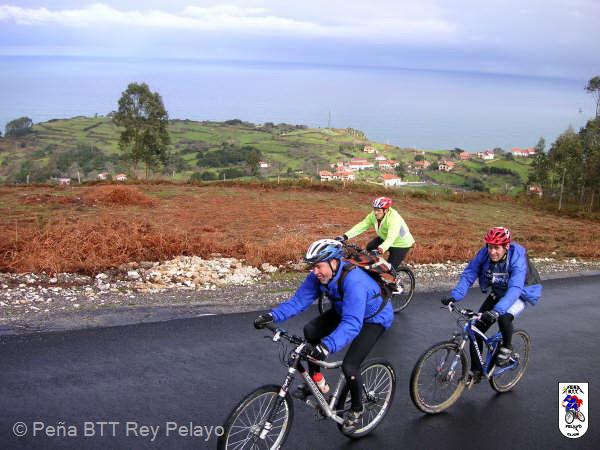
[328,110,331,128]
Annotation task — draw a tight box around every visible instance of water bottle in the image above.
[311,372,330,394]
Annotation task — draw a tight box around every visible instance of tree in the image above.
[246,147,262,176]
[585,76,600,117]
[534,137,546,154]
[5,117,33,138]
[395,161,407,177]
[113,82,170,178]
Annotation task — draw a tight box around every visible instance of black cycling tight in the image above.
[303,308,385,411]
[469,294,514,370]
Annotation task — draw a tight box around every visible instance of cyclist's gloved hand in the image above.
[481,310,499,325]
[305,342,329,360]
[254,313,273,329]
[334,235,348,242]
[441,296,455,306]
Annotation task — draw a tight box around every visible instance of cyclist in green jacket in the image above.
[337,196,415,270]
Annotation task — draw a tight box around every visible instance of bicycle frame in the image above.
[260,327,349,436]
[451,312,518,380]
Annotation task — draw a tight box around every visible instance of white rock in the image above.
[127,270,141,280]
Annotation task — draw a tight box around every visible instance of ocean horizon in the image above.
[0,55,594,151]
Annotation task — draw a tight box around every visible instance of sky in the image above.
[0,1,599,79]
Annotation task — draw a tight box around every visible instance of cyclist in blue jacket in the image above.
[441,227,542,382]
[254,238,394,431]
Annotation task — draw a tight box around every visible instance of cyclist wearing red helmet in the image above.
[441,227,542,383]
[336,196,415,270]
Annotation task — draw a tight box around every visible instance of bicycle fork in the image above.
[445,338,467,381]
[259,367,296,440]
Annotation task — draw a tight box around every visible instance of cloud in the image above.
[0,2,457,42]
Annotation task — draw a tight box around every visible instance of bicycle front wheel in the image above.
[410,341,467,414]
[218,385,294,450]
[489,330,530,393]
[576,411,586,422]
[336,358,397,438]
[392,267,415,313]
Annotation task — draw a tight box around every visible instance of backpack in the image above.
[341,244,397,296]
[329,247,397,319]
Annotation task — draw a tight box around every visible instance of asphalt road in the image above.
[1,275,598,449]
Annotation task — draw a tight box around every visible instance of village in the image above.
[316,144,539,189]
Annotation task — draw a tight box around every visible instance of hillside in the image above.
[1,182,598,274]
[0,116,535,193]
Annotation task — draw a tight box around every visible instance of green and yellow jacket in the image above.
[345,207,415,251]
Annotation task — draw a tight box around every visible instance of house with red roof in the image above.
[382,173,402,187]
[438,161,456,172]
[348,158,374,171]
[512,147,536,157]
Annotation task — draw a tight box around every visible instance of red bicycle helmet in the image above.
[372,196,392,209]
[484,227,511,246]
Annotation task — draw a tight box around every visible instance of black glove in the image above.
[305,342,329,360]
[253,313,273,329]
[441,296,455,306]
[335,235,348,242]
[481,310,499,326]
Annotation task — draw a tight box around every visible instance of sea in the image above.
[0,55,594,151]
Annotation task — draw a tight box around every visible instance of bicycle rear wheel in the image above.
[489,330,530,393]
[336,358,396,438]
[218,385,294,450]
[410,341,467,414]
[392,267,415,312]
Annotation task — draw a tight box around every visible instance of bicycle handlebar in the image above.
[264,323,305,346]
[446,302,481,320]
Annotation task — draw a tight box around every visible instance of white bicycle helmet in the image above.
[305,239,343,264]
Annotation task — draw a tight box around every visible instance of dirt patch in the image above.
[83,185,156,207]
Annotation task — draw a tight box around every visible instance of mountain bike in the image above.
[317,242,415,314]
[565,409,585,424]
[218,323,396,449]
[410,302,531,414]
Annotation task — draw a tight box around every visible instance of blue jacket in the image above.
[271,260,394,353]
[451,242,542,314]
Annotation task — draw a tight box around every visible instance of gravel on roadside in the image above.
[1,256,599,335]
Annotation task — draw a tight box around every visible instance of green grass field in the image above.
[0,116,536,193]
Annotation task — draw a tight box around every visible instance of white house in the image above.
[115,173,128,181]
[57,177,71,186]
[348,158,374,171]
[512,147,536,157]
[259,161,270,168]
[382,173,402,187]
[363,145,375,154]
[476,150,495,160]
[97,172,109,180]
[378,159,399,171]
[319,170,333,181]
[375,154,387,161]
[438,161,456,172]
